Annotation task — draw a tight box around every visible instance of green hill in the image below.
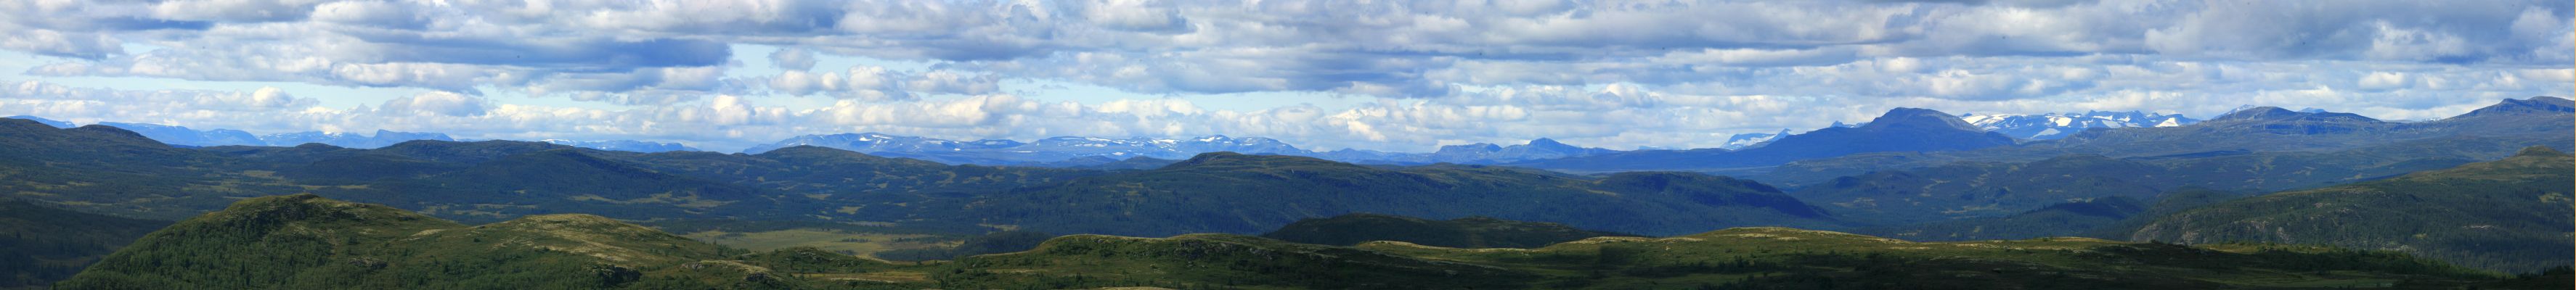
[1259,213,1638,248]
[2121,146,2576,273]
[1790,135,2555,224]
[53,194,767,289]
[1851,188,2246,241]
[63,196,2553,289]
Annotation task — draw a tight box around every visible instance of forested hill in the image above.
[60,195,2557,290]
[2122,146,2576,273]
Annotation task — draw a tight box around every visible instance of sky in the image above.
[0,0,2567,152]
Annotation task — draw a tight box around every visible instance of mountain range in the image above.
[10,109,2202,167]
[0,115,694,153]
[0,118,1841,237]
[1510,107,2020,171]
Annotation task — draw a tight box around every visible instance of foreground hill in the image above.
[963,152,1838,236]
[1259,213,1637,248]
[54,194,759,289]
[2121,146,2576,273]
[62,196,2551,289]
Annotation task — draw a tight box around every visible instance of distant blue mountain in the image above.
[1721,129,1793,149]
[743,133,1624,166]
[542,139,699,153]
[1509,107,2015,171]
[97,123,263,147]
[743,133,1311,165]
[2454,96,2574,119]
[261,130,457,149]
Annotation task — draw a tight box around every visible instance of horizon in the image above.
[0,1,2567,152]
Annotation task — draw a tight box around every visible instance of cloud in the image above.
[0,1,2567,152]
[768,48,817,70]
[378,91,488,117]
[0,28,121,59]
[765,66,998,100]
[5,0,2567,100]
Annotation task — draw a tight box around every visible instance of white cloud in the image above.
[0,1,2566,152]
[765,66,998,100]
[379,91,487,117]
[768,48,817,71]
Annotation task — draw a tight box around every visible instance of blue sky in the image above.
[0,0,2567,152]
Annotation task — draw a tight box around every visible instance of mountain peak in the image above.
[1526,138,1567,147]
[2209,107,2381,123]
[1515,138,1576,149]
[2454,96,2575,119]
[1859,107,1982,132]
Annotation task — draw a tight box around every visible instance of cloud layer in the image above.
[0,0,2566,152]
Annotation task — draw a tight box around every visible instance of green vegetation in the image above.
[54,194,765,289]
[1852,188,2245,241]
[1793,136,2548,224]
[680,229,955,260]
[2119,146,2576,273]
[1260,213,1637,248]
[873,230,1058,261]
[0,199,166,289]
[60,195,2567,289]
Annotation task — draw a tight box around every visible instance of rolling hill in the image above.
[59,195,2553,289]
[2119,146,2576,273]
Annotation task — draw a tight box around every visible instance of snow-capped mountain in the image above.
[1957,111,2200,140]
[542,139,699,153]
[1721,129,1793,149]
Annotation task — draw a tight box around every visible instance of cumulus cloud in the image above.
[6,0,2568,99]
[378,91,487,117]
[768,48,818,71]
[766,66,999,100]
[0,1,2568,152]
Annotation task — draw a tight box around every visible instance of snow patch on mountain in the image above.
[1957,111,2201,140]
